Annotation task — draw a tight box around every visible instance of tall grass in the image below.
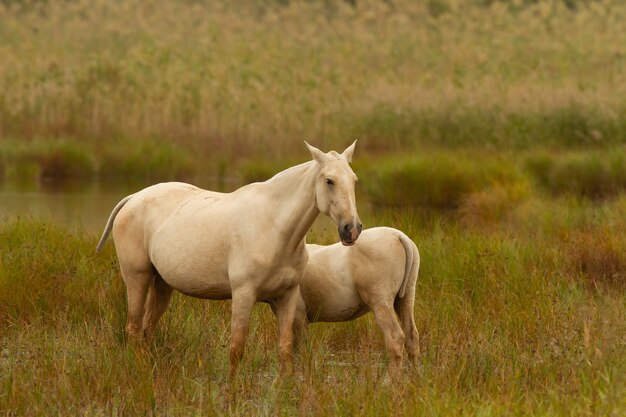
[2,0,626,414]
[3,197,626,415]
[1,0,625,160]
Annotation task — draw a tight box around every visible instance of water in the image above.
[0,177,343,234]
[0,177,238,232]
[0,177,440,236]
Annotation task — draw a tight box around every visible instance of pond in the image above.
[0,177,237,232]
[0,177,358,235]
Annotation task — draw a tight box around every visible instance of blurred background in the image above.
[1,0,625,229]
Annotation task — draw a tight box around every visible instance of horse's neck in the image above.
[263,162,319,251]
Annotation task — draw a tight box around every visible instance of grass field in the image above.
[2,196,626,415]
[2,0,626,415]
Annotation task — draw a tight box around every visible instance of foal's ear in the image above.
[305,141,327,163]
[341,140,357,163]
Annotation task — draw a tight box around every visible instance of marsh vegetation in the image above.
[2,0,626,415]
[3,200,626,415]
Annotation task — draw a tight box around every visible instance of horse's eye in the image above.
[326,178,334,186]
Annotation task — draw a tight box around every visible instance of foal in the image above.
[293,227,419,374]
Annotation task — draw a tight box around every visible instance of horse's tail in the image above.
[95,194,134,253]
[394,231,421,362]
[396,230,420,299]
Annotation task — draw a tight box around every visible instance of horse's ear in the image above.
[305,141,327,163]
[341,140,357,163]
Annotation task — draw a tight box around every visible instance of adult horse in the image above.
[96,142,362,374]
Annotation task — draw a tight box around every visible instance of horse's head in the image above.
[306,141,363,246]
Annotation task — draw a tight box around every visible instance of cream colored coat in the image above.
[295,227,420,373]
[96,142,362,375]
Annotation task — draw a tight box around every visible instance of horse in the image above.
[96,142,362,375]
[290,227,419,375]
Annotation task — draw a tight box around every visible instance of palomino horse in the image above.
[291,227,419,375]
[96,142,362,374]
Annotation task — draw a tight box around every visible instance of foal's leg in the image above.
[142,274,174,340]
[360,287,406,375]
[395,286,420,364]
[229,289,256,378]
[370,303,406,377]
[273,285,300,373]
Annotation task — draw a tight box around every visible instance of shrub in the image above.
[361,153,523,209]
[459,181,531,227]
[33,140,95,179]
[526,150,626,199]
[0,139,95,180]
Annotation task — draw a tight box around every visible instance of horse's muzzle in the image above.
[339,222,362,246]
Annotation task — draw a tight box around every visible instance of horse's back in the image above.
[302,227,412,321]
[113,182,204,238]
[346,228,409,291]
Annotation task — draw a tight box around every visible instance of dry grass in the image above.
[3,201,626,415]
[2,0,626,414]
[1,0,625,159]
[564,224,626,290]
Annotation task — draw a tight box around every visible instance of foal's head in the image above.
[306,141,362,246]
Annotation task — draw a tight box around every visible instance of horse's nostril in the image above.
[343,224,351,233]
[357,223,363,232]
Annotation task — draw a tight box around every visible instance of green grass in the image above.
[351,147,626,210]
[357,150,528,209]
[0,138,197,181]
[525,149,626,199]
[0,139,95,181]
[2,0,626,413]
[2,197,626,415]
[4,141,626,211]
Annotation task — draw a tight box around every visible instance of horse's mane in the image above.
[267,160,315,182]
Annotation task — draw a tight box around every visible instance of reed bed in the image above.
[1,0,625,161]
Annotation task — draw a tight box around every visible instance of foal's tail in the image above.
[95,194,134,253]
[397,231,420,299]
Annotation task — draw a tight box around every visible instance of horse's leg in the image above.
[268,293,307,356]
[395,285,420,364]
[273,285,300,373]
[292,296,309,355]
[120,266,153,342]
[142,274,174,340]
[370,303,405,377]
[229,289,256,378]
